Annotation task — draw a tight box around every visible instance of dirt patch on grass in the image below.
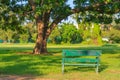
[0,75,54,80]
[108,70,120,74]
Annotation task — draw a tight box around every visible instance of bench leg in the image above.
[62,64,64,74]
[96,64,99,73]
[96,57,100,73]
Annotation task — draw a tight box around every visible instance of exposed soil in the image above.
[0,75,54,80]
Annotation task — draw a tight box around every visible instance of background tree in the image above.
[109,29,120,43]
[101,26,120,43]
[0,0,120,54]
[5,29,15,43]
[24,22,37,43]
[49,26,62,44]
[0,29,7,42]
[60,23,82,44]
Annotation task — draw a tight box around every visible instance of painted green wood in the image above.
[63,58,99,63]
[63,50,101,57]
[62,50,102,73]
[64,63,99,66]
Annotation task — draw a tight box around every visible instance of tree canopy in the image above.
[0,0,120,27]
[0,0,120,54]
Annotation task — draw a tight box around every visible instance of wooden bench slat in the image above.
[64,63,99,66]
[63,50,101,56]
[63,58,99,63]
[62,50,102,74]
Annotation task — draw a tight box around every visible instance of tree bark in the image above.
[33,19,48,54]
[41,38,47,53]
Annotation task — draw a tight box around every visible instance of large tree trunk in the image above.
[33,38,48,54]
[41,38,47,53]
[33,19,48,54]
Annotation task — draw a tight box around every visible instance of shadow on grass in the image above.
[1,45,120,54]
[64,66,96,73]
[0,49,62,76]
[64,63,108,73]
[0,63,43,76]
[0,53,43,76]
[100,44,120,54]
[99,62,109,72]
[102,49,120,54]
[48,47,120,54]
[102,44,118,47]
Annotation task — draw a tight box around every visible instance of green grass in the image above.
[0,43,120,80]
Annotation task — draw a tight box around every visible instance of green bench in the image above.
[62,50,102,73]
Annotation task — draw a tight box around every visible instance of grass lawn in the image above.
[0,43,120,80]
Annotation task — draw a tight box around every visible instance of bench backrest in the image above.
[63,50,101,57]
